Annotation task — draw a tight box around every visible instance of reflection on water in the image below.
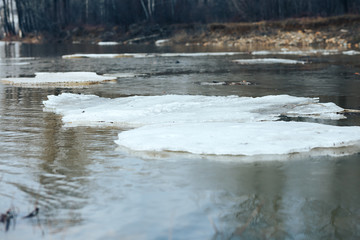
[0,42,360,239]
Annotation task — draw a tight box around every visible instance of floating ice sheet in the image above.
[62,52,246,59]
[155,39,170,46]
[43,93,360,157]
[1,72,117,87]
[343,50,360,55]
[62,53,150,59]
[251,49,341,56]
[0,61,30,66]
[43,94,346,127]
[233,58,306,64]
[116,122,360,156]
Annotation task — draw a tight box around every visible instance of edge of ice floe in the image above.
[115,122,360,158]
[116,143,360,162]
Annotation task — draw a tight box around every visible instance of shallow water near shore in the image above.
[1,42,360,239]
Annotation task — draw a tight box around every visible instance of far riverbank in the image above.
[2,15,360,50]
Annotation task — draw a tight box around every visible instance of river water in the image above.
[1,42,360,239]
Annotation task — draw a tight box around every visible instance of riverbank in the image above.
[171,15,360,49]
[2,14,360,49]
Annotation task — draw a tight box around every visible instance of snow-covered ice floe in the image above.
[233,58,306,64]
[0,61,30,66]
[62,52,246,59]
[251,49,360,56]
[116,122,360,157]
[1,72,117,87]
[42,93,360,158]
[155,39,171,46]
[251,49,343,56]
[62,53,150,59]
[43,94,346,127]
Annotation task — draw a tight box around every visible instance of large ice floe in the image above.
[43,93,360,158]
[1,72,117,87]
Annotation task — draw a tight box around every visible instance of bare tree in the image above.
[2,0,16,35]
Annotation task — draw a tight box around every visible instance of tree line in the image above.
[1,0,360,37]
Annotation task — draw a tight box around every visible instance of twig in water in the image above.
[208,215,219,234]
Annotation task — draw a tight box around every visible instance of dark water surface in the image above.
[1,42,360,239]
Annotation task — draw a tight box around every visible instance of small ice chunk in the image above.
[97,41,120,46]
[251,49,340,56]
[343,50,360,55]
[155,39,170,46]
[62,53,151,59]
[233,58,306,64]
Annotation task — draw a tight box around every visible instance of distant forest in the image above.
[1,0,360,37]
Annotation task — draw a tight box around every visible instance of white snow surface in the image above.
[62,52,245,59]
[155,39,170,46]
[1,72,116,86]
[43,93,345,127]
[41,93,360,157]
[233,58,306,64]
[62,53,150,59]
[116,122,360,156]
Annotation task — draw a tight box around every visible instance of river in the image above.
[1,41,360,239]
